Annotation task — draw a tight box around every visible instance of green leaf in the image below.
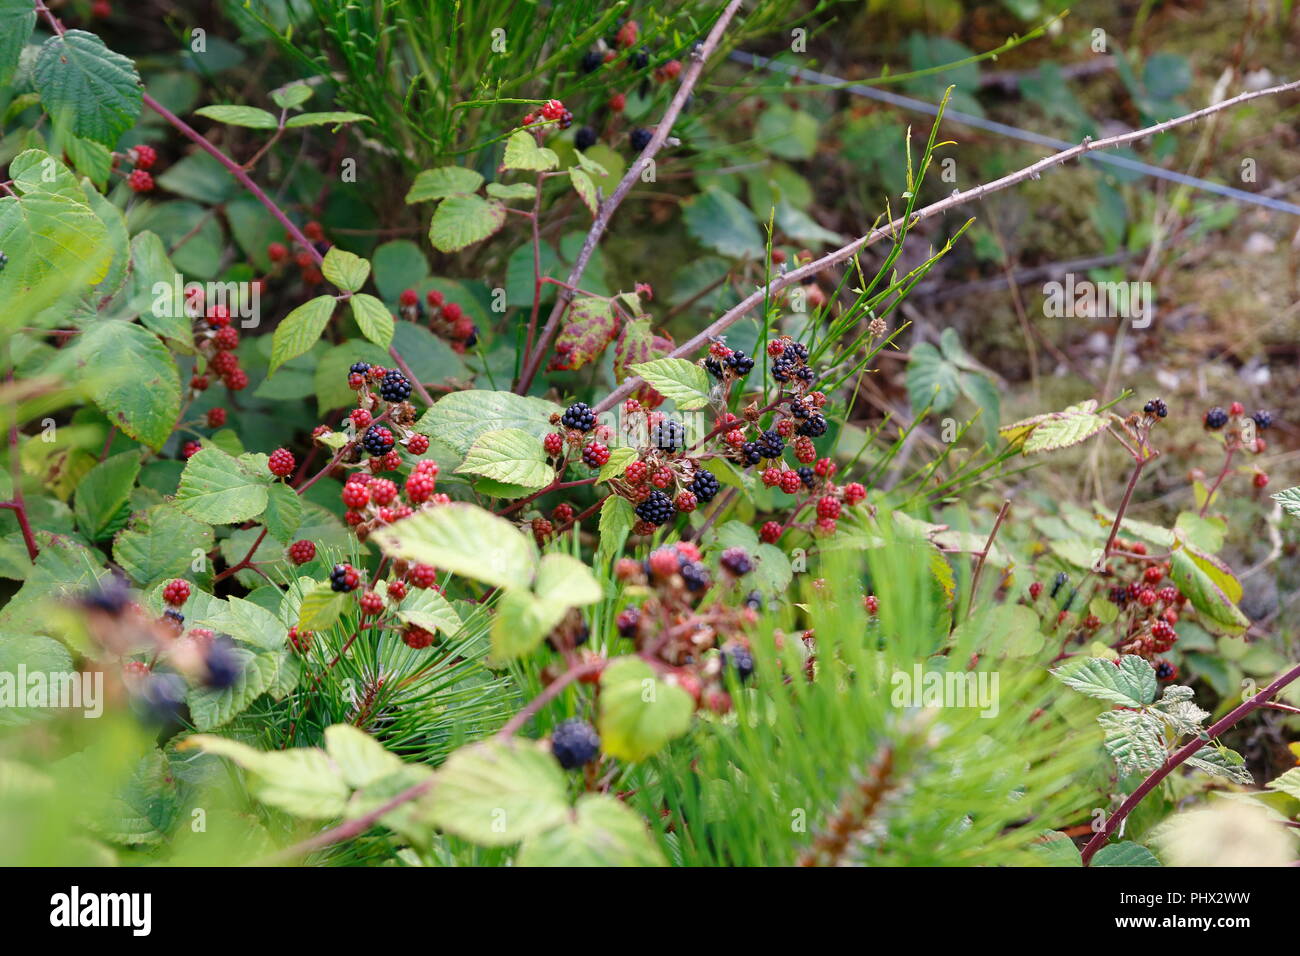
[73,322,180,450]
[429,195,507,253]
[187,646,282,731]
[905,342,962,413]
[174,447,270,525]
[283,111,372,128]
[485,181,537,201]
[270,82,313,110]
[629,358,712,410]
[1096,709,1166,776]
[490,588,565,662]
[1051,655,1157,708]
[405,166,485,203]
[194,105,279,129]
[372,503,537,591]
[297,583,347,631]
[502,130,560,171]
[325,724,403,789]
[190,735,350,818]
[348,293,395,348]
[128,231,191,345]
[1265,766,1300,800]
[74,450,140,541]
[1091,841,1160,867]
[597,446,638,483]
[415,390,562,456]
[683,188,763,260]
[517,794,666,867]
[423,739,569,845]
[533,552,602,607]
[1186,746,1254,785]
[1169,550,1249,635]
[1000,401,1108,454]
[34,31,142,146]
[598,657,695,762]
[0,0,36,87]
[596,494,634,565]
[1273,486,1300,519]
[755,103,819,160]
[322,247,370,292]
[569,167,598,216]
[455,428,554,490]
[270,294,336,373]
[112,504,214,589]
[396,587,462,637]
[263,482,304,544]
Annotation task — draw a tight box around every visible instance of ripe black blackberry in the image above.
[796,366,816,384]
[203,636,241,689]
[362,424,395,455]
[1154,660,1176,681]
[1143,398,1168,418]
[629,127,652,151]
[796,466,815,488]
[574,126,597,150]
[580,50,603,73]
[1203,406,1228,429]
[771,356,796,382]
[652,419,685,451]
[689,468,720,503]
[740,441,762,465]
[330,564,360,592]
[744,589,764,611]
[561,401,596,432]
[789,398,811,419]
[783,342,809,362]
[349,361,371,376]
[756,429,784,459]
[680,561,711,592]
[726,350,754,376]
[720,548,753,575]
[635,490,676,526]
[797,414,827,437]
[631,49,649,70]
[722,644,755,681]
[704,356,725,379]
[379,370,412,402]
[1253,410,1273,430]
[551,718,601,769]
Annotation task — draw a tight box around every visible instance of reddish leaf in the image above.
[549,297,618,372]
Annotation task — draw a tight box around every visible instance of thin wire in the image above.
[730,50,1300,218]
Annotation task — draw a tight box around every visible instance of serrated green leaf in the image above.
[1186,746,1254,785]
[517,794,666,867]
[187,646,281,731]
[322,246,370,292]
[569,167,598,216]
[270,294,336,373]
[502,130,559,171]
[270,82,313,110]
[597,446,638,483]
[629,358,712,410]
[428,195,507,253]
[596,494,634,565]
[683,187,763,260]
[1097,709,1166,775]
[34,31,142,146]
[1051,655,1157,707]
[0,0,36,88]
[598,657,694,762]
[297,583,346,631]
[485,181,536,201]
[406,166,484,203]
[372,503,537,591]
[74,450,140,541]
[284,111,372,128]
[263,482,303,544]
[455,428,554,490]
[1169,550,1249,635]
[190,735,350,818]
[423,739,569,845]
[174,447,270,525]
[194,105,279,129]
[1091,841,1161,867]
[349,293,395,348]
[1265,766,1300,800]
[73,322,180,450]
[112,504,214,589]
[415,390,562,456]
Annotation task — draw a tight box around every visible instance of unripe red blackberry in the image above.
[624,460,648,484]
[212,325,239,350]
[370,478,398,506]
[582,441,610,469]
[342,482,370,509]
[130,144,157,170]
[794,435,816,463]
[407,433,429,455]
[1143,565,1163,584]
[532,517,553,543]
[864,594,879,614]
[207,407,226,428]
[288,627,311,652]
[359,590,384,615]
[724,429,745,447]
[778,470,801,494]
[403,625,435,649]
[1137,588,1158,607]
[1156,587,1179,604]
[267,448,295,477]
[843,482,866,505]
[1229,401,1245,417]
[223,367,249,391]
[409,564,438,589]
[1029,581,1043,599]
[404,472,436,504]
[814,457,836,478]
[267,242,288,263]
[206,305,231,328]
[543,432,564,457]
[553,502,575,524]
[127,169,154,192]
[182,440,202,459]
[287,540,316,565]
[760,521,782,543]
[675,490,698,513]
[815,516,837,536]
[162,579,190,607]
[1254,471,1270,489]
[350,408,372,429]
[816,496,841,520]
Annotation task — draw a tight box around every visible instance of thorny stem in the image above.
[1199,445,1236,518]
[497,660,603,738]
[496,477,598,517]
[515,0,746,394]
[1094,451,1157,573]
[1080,660,1300,865]
[594,76,1300,415]
[967,499,1010,613]
[213,527,268,583]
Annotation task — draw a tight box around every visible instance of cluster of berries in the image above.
[522,98,573,131]
[332,361,430,474]
[399,288,479,353]
[124,143,157,193]
[703,339,755,382]
[183,301,250,429]
[1201,400,1273,489]
[606,540,763,715]
[339,461,446,540]
[266,220,331,287]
